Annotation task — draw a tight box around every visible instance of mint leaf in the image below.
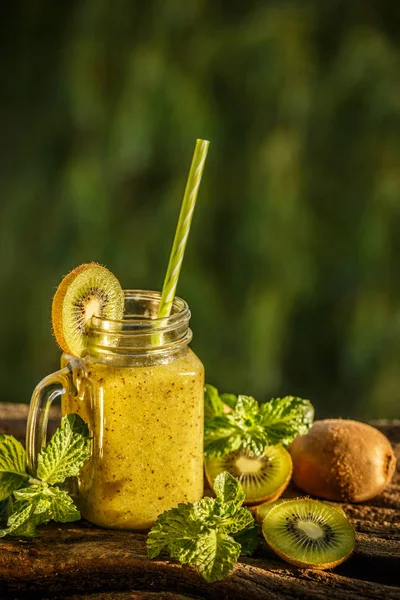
[233,524,260,556]
[0,414,88,539]
[1,483,81,538]
[147,503,199,559]
[204,385,225,417]
[202,416,243,457]
[0,435,29,500]
[196,530,241,583]
[204,392,314,457]
[47,487,81,523]
[213,471,245,506]
[37,413,91,484]
[148,472,257,582]
[204,385,238,417]
[220,393,238,410]
[0,500,35,537]
[9,518,37,538]
[14,483,80,523]
[217,506,254,535]
[0,498,10,525]
[259,396,315,447]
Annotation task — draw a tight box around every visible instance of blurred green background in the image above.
[1,1,399,419]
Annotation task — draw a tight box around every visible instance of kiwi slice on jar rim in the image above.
[52,263,125,357]
[205,445,292,505]
[262,498,355,569]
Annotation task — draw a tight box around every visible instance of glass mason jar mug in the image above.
[26,291,204,529]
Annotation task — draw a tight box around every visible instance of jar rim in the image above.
[84,289,192,363]
[90,289,191,333]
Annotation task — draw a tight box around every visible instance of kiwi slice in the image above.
[205,445,292,505]
[52,263,124,357]
[262,498,355,569]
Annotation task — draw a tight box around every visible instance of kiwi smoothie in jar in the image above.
[27,141,210,530]
[61,289,204,530]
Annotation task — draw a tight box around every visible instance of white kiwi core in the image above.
[84,297,103,328]
[235,455,264,474]
[297,520,324,540]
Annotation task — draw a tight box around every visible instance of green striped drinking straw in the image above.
[156,139,210,323]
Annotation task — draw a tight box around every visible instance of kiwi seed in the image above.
[52,263,124,357]
[262,498,355,569]
[205,445,292,505]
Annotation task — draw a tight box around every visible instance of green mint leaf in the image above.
[147,503,200,559]
[204,385,225,417]
[259,396,314,447]
[203,416,243,457]
[191,496,215,523]
[14,483,80,523]
[204,385,238,418]
[219,393,238,410]
[0,435,29,500]
[213,471,245,506]
[148,472,255,582]
[8,518,37,538]
[205,392,314,457]
[233,524,260,556]
[37,413,91,484]
[235,395,259,419]
[1,500,35,537]
[196,530,241,583]
[217,506,254,535]
[46,486,81,523]
[0,498,10,525]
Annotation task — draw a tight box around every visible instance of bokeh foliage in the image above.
[1,1,399,418]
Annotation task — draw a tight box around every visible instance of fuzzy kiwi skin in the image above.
[290,419,397,503]
[52,263,95,353]
[265,544,354,570]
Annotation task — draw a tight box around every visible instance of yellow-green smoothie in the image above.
[62,348,204,529]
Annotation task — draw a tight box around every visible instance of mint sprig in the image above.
[0,435,29,501]
[37,413,90,484]
[0,414,90,538]
[147,472,256,583]
[204,385,314,457]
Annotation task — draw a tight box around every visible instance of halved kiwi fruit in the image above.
[262,498,355,569]
[205,446,292,505]
[52,263,124,357]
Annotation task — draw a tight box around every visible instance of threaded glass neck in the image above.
[81,290,192,366]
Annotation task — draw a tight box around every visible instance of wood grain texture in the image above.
[0,406,399,599]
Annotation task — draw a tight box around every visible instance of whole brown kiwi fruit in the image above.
[290,419,396,502]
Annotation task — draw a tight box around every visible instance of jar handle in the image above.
[26,363,76,476]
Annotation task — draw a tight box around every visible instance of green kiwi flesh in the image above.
[262,498,355,569]
[52,263,124,357]
[205,445,292,505]
[256,499,291,523]
[256,499,346,524]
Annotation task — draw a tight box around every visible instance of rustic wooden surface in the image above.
[0,404,399,600]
